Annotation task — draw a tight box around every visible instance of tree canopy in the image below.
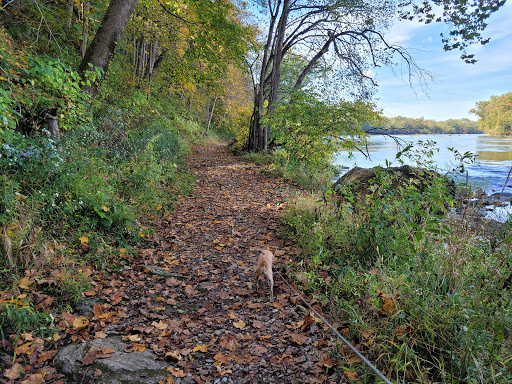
[471,92,512,135]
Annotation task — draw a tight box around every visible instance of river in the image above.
[334,134,512,221]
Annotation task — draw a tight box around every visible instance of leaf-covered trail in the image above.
[80,144,341,383]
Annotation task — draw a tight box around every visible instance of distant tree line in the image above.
[366,116,481,135]
[470,92,512,136]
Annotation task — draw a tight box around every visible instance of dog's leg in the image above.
[269,274,274,300]
[255,265,261,292]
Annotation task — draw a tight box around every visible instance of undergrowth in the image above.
[0,63,201,345]
[281,160,512,383]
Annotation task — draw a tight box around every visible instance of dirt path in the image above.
[64,144,341,383]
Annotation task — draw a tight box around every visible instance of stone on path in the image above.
[54,336,168,384]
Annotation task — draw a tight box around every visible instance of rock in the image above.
[145,265,188,280]
[75,297,104,315]
[333,165,455,203]
[54,336,167,383]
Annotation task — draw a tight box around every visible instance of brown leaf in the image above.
[18,276,33,289]
[38,350,55,364]
[94,331,107,339]
[185,285,197,298]
[288,332,308,345]
[21,371,46,384]
[344,370,359,381]
[15,342,34,355]
[167,367,187,377]
[219,335,238,351]
[4,363,24,380]
[80,347,102,365]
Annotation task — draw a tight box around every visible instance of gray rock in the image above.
[54,336,168,383]
[146,265,188,280]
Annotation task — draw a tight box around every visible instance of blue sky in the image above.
[373,2,512,122]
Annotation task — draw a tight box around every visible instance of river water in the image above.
[334,134,512,221]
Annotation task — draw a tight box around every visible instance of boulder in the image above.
[333,165,455,202]
[54,336,168,383]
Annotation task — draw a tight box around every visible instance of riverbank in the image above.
[278,159,512,382]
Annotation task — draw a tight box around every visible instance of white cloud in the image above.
[363,69,376,78]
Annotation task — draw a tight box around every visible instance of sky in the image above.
[373,2,512,122]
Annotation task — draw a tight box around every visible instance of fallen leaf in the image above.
[152,321,168,330]
[132,343,146,352]
[4,363,24,380]
[79,235,89,244]
[193,344,208,353]
[167,367,187,378]
[18,276,32,289]
[15,342,34,355]
[165,350,182,361]
[73,316,90,330]
[233,319,246,329]
[80,347,102,365]
[100,347,115,354]
[289,332,308,345]
[38,351,55,364]
[122,334,141,342]
[21,371,46,384]
[185,285,197,298]
[344,370,359,381]
[94,331,107,339]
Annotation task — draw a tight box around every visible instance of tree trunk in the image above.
[247,0,289,153]
[44,113,60,142]
[80,0,90,59]
[79,0,139,93]
[205,96,218,135]
[66,0,74,30]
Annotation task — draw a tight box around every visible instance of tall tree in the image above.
[247,0,419,152]
[246,0,506,153]
[78,0,139,92]
[471,93,512,135]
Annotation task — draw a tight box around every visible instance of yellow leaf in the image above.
[122,334,141,342]
[79,235,89,244]
[157,204,163,210]
[119,248,127,254]
[73,316,89,330]
[132,343,146,352]
[233,320,246,329]
[193,344,208,353]
[101,205,110,212]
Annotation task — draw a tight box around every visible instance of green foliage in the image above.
[0,299,55,339]
[375,115,481,134]
[282,146,512,382]
[266,91,381,167]
[399,0,506,63]
[0,26,100,134]
[471,92,512,136]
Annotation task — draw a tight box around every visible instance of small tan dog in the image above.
[255,247,274,300]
